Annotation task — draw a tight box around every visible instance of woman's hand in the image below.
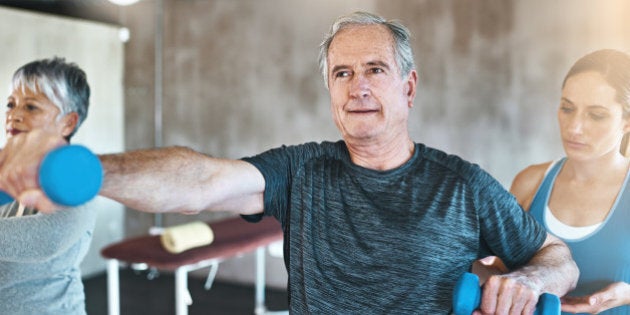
[561,281,630,314]
[0,129,66,212]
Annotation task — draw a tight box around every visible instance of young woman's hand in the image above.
[561,281,630,314]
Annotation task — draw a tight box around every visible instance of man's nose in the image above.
[349,74,370,99]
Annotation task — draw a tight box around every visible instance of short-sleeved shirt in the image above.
[243,141,546,314]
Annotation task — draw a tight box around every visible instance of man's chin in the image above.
[344,133,381,145]
[352,128,382,139]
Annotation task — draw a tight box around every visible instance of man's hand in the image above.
[561,282,630,314]
[472,256,509,285]
[0,129,66,212]
[473,273,541,315]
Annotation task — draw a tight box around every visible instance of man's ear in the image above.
[60,112,79,138]
[405,70,418,108]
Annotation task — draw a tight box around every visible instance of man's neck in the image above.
[345,136,415,171]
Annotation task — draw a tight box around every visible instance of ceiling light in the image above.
[107,0,141,6]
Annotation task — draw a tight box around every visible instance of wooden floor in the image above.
[83,268,289,315]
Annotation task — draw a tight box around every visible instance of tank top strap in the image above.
[529,158,565,222]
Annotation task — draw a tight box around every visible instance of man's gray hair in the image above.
[318,11,416,88]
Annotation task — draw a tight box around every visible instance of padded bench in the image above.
[101,216,285,315]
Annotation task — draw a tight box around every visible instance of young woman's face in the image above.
[558,71,630,160]
[6,86,69,139]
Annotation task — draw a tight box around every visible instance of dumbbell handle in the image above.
[452,272,561,315]
[0,145,103,207]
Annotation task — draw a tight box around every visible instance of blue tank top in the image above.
[530,158,630,315]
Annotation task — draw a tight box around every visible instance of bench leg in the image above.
[203,261,219,290]
[255,246,267,315]
[254,246,289,315]
[175,266,191,315]
[107,259,120,315]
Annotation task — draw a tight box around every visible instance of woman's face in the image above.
[558,71,630,160]
[6,85,74,139]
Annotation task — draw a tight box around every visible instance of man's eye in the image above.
[26,104,38,111]
[370,68,384,74]
[335,71,350,78]
[6,102,14,109]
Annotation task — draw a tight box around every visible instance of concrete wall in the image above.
[114,0,630,288]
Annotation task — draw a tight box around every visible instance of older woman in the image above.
[0,57,95,314]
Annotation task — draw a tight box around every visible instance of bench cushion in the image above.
[101,216,282,270]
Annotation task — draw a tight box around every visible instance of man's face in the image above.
[326,24,417,146]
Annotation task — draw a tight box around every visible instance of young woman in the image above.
[511,49,630,314]
[0,57,95,314]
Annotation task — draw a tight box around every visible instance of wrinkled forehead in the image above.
[330,24,395,53]
[328,24,397,68]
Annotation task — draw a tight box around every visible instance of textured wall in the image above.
[115,0,630,288]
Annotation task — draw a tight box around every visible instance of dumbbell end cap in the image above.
[0,191,13,205]
[453,272,481,315]
[533,293,561,315]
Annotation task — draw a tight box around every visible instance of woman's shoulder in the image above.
[510,161,554,210]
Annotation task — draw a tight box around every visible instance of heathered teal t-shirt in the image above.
[243,141,546,314]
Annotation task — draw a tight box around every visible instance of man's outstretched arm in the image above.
[99,146,266,215]
[0,130,265,215]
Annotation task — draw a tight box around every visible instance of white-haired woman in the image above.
[0,57,95,314]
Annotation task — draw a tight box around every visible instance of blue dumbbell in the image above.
[453,272,560,315]
[0,145,103,206]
